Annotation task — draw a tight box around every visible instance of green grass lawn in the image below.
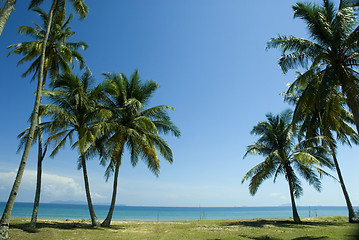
[7,216,359,240]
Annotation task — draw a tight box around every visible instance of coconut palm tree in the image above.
[284,72,359,223]
[29,0,88,19]
[40,72,104,227]
[8,7,87,228]
[8,7,87,83]
[0,0,87,38]
[98,70,181,227]
[341,0,359,8]
[242,109,334,223]
[266,0,359,135]
[0,1,87,238]
[16,116,51,227]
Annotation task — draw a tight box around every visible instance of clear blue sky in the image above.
[1,0,358,207]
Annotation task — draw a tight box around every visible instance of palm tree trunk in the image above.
[0,0,16,37]
[0,1,57,239]
[286,168,301,224]
[329,144,358,223]
[29,116,44,228]
[288,183,301,223]
[288,182,301,223]
[101,160,121,227]
[30,71,48,229]
[81,155,99,227]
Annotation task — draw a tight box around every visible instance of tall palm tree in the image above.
[340,0,359,8]
[0,1,87,238]
[40,72,103,227]
[284,72,359,223]
[0,1,59,238]
[242,109,334,223]
[8,7,87,228]
[0,0,16,37]
[8,7,87,83]
[266,0,359,135]
[29,0,88,20]
[98,70,181,227]
[0,0,88,37]
[16,115,51,227]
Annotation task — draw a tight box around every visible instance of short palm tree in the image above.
[40,72,104,227]
[266,0,359,135]
[98,70,181,227]
[242,109,334,223]
[1,0,88,238]
[8,7,87,228]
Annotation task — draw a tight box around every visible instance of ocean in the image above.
[0,202,356,221]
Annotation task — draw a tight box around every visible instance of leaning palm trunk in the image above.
[329,144,358,223]
[101,159,121,227]
[288,183,301,223]
[287,170,301,224]
[81,155,100,227]
[0,0,16,37]
[0,1,57,239]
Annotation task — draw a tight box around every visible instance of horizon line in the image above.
[0,201,356,208]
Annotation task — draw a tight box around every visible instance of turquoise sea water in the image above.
[0,202,356,221]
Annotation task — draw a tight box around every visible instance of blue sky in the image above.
[1,0,359,208]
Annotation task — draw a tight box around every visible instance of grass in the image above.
[7,216,359,240]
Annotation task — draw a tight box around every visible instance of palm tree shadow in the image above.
[237,234,282,240]
[9,221,126,233]
[237,233,329,240]
[223,219,345,229]
[291,237,328,240]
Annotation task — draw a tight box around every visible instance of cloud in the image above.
[0,169,104,202]
[270,193,287,200]
[0,171,17,190]
[41,172,84,198]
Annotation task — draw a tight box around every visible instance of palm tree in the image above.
[284,73,359,223]
[0,1,87,238]
[340,0,359,8]
[8,7,87,228]
[8,7,87,83]
[40,72,103,227]
[0,0,88,36]
[29,0,88,19]
[266,0,359,135]
[0,0,17,37]
[242,109,334,223]
[0,0,88,37]
[98,70,181,227]
[16,115,50,227]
